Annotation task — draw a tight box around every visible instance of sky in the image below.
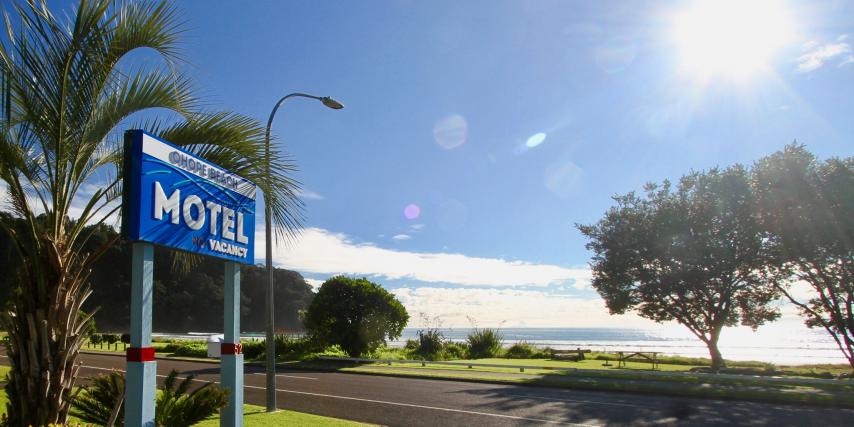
[28,0,854,330]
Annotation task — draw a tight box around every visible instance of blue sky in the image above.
[41,1,854,328]
[186,0,853,328]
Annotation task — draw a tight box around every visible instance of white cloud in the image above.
[797,39,851,72]
[304,278,324,292]
[258,227,592,288]
[0,180,120,227]
[391,234,411,241]
[295,188,324,201]
[409,224,425,231]
[394,287,655,328]
[0,181,9,211]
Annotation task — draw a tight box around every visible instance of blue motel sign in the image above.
[121,130,254,427]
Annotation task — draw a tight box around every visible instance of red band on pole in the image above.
[126,347,155,362]
[221,343,243,355]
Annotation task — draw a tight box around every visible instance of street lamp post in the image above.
[264,93,343,412]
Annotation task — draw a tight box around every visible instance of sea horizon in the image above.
[170,325,846,366]
[389,326,845,366]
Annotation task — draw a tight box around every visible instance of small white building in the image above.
[206,334,224,358]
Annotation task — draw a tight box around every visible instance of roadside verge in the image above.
[79,351,854,408]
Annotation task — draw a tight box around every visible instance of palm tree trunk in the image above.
[2,239,91,426]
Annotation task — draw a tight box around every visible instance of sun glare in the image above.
[672,0,794,82]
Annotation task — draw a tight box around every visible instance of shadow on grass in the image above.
[291,360,854,409]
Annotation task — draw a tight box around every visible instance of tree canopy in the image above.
[753,145,854,369]
[578,165,779,369]
[0,218,315,333]
[304,276,409,357]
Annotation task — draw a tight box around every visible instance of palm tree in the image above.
[0,1,302,424]
[71,370,228,427]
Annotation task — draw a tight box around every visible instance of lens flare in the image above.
[433,114,468,150]
[525,132,547,148]
[404,203,421,220]
[544,161,583,198]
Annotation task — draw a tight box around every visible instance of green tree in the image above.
[0,1,301,423]
[304,276,409,357]
[577,166,779,370]
[753,145,854,370]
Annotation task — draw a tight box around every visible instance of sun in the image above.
[671,0,794,82]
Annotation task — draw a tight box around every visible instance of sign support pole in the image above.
[221,262,243,426]
[126,242,156,427]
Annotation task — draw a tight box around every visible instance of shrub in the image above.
[120,333,131,344]
[70,371,125,425]
[88,334,103,346]
[171,343,207,358]
[239,336,317,361]
[161,342,207,358]
[275,335,317,360]
[71,370,227,427]
[160,342,183,353]
[504,341,537,359]
[242,340,265,360]
[414,328,445,360]
[102,334,119,345]
[156,370,228,427]
[443,342,469,360]
[367,345,409,359]
[467,328,503,359]
[404,339,419,351]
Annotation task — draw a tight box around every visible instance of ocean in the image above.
[391,326,847,366]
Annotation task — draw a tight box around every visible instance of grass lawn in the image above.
[2,362,367,426]
[0,366,8,416]
[458,357,703,371]
[82,341,173,353]
[297,357,854,408]
[0,386,369,426]
[194,405,373,427]
[81,341,219,363]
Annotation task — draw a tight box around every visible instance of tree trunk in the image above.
[706,331,726,371]
[1,237,92,426]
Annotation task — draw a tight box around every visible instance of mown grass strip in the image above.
[193,404,374,426]
[293,359,854,408]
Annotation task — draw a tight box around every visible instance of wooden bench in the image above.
[616,351,660,370]
[551,348,592,362]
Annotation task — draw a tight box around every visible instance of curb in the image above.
[81,350,221,365]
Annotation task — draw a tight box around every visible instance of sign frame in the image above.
[121,129,257,264]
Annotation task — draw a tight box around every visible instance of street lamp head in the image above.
[320,96,344,110]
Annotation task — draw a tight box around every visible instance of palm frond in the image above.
[153,112,305,240]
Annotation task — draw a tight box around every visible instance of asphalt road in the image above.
[3,352,853,426]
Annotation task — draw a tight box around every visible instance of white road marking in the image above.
[251,372,317,380]
[69,364,595,426]
[500,392,645,408]
[243,384,600,426]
